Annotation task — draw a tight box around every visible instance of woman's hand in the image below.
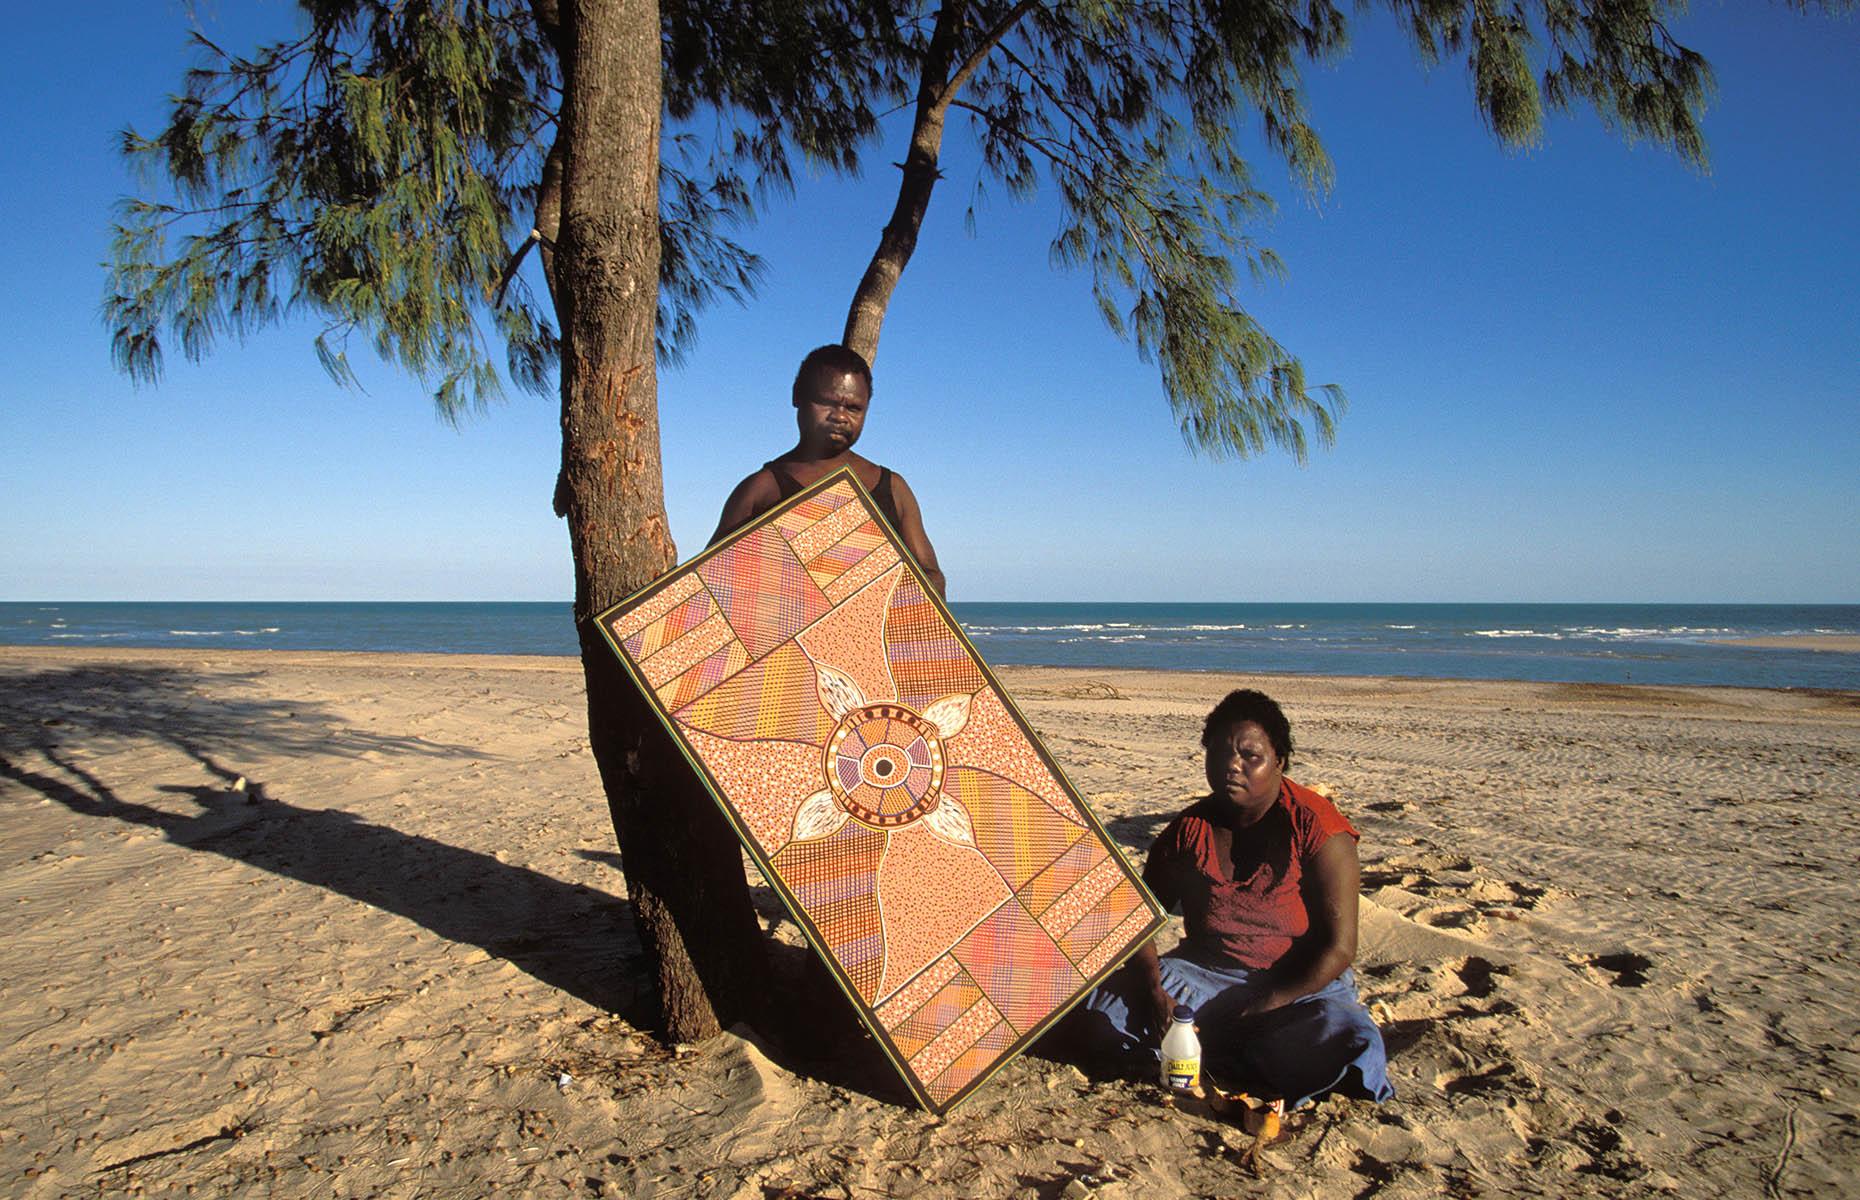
[1149,982,1178,1034]
[1128,942,1178,1040]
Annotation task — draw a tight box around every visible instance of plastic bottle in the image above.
[1159,1004,1201,1092]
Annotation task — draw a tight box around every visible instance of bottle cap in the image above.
[1172,1004,1195,1022]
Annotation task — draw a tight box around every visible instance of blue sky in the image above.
[2,2,1855,603]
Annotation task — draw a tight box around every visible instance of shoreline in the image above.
[1714,633,1860,652]
[4,646,1858,1196]
[8,602,1859,696]
[2,642,1855,697]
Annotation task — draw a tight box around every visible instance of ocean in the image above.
[4,601,1857,691]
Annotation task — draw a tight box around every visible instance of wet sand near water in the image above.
[1715,635,1860,652]
[3,647,1857,1197]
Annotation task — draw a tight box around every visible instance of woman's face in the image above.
[1204,719,1284,825]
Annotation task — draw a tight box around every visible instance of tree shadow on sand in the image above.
[0,663,652,1019]
[0,662,912,1103]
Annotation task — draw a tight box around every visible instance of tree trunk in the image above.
[554,0,764,1043]
[841,0,1036,361]
[840,5,964,363]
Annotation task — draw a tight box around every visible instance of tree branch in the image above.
[939,0,1041,115]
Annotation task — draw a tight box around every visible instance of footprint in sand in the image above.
[1435,1060,1527,1096]
[1450,955,1507,1000]
[1577,951,1653,988]
[1521,1110,1651,1182]
[1364,955,1516,1051]
[1362,853,1553,933]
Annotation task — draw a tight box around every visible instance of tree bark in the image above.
[536,140,564,291]
[554,0,764,1043]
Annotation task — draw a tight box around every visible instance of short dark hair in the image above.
[1201,688,1293,764]
[792,344,873,406]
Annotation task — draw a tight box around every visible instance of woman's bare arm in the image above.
[1241,832,1360,1015]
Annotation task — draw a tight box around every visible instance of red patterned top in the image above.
[1142,778,1357,970]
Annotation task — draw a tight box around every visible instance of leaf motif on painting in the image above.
[922,795,976,849]
[791,789,850,844]
[920,692,972,739]
[816,664,867,722]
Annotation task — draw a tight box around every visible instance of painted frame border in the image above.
[591,467,1164,1113]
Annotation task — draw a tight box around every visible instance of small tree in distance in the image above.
[104,0,1841,1042]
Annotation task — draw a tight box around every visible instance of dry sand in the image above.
[2,646,1857,1198]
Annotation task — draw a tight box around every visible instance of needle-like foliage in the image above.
[103,0,891,415]
[108,1,1758,453]
[106,2,566,419]
[836,0,1733,461]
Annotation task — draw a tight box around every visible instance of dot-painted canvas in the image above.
[594,468,1164,1112]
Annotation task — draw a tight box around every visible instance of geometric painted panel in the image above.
[595,468,1163,1113]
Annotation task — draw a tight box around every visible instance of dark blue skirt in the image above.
[1079,955,1395,1107]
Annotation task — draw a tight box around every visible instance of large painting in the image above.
[594,468,1163,1112]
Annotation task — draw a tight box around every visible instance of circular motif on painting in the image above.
[823,702,945,829]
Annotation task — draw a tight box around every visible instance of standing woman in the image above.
[1083,689,1393,1105]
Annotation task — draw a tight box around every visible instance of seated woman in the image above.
[1079,688,1393,1107]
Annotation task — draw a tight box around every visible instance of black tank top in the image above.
[765,462,904,532]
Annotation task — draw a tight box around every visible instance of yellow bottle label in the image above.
[1162,1057,1200,1090]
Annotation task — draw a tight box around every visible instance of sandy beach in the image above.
[2,646,1857,1198]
